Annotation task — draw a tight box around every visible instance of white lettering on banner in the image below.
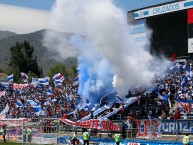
[132,0,193,19]
[168,123,174,132]
[161,122,168,132]
[60,119,121,131]
[182,122,189,132]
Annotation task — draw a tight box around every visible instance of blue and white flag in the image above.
[115,96,123,103]
[33,106,46,116]
[170,61,178,70]
[157,92,164,100]
[74,76,79,82]
[181,76,188,92]
[44,100,51,106]
[20,72,28,83]
[157,92,170,103]
[27,100,46,116]
[47,88,53,95]
[7,74,14,83]
[16,99,23,108]
[38,77,49,85]
[0,104,9,115]
[32,78,38,84]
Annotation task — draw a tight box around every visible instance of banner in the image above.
[98,141,140,145]
[177,99,193,112]
[128,118,193,135]
[128,117,161,138]
[13,83,29,89]
[161,119,193,133]
[60,119,121,132]
[136,120,161,138]
[132,0,193,19]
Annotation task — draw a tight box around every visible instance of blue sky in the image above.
[0,0,173,11]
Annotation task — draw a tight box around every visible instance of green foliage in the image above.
[0,67,3,73]
[70,66,78,78]
[9,40,42,82]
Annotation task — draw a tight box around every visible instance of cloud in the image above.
[0,4,50,34]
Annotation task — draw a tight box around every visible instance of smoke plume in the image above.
[43,0,170,101]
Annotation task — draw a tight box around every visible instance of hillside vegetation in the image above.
[0,30,77,75]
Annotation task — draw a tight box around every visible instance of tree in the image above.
[9,40,42,81]
[0,67,3,73]
[70,66,78,78]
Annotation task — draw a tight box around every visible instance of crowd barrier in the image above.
[1,118,193,144]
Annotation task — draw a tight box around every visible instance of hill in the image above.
[0,31,17,40]
[0,30,77,75]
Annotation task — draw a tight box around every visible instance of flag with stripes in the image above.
[7,74,14,83]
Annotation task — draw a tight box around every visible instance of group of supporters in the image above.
[125,59,193,123]
[0,59,193,123]
[0,78,81,119]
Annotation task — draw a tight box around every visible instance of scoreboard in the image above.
[128,0,193,58]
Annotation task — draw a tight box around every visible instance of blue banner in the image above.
[161,119,193,133]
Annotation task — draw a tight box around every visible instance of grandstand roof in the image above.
[128,0,184,13]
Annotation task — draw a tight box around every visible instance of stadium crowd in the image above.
[0,59,193,122]
[0,79,82,119]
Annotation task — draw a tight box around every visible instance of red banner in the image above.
[188,9,193,24]
[60,119,121,132]
[13,83,29,89]
[128,117,161,138]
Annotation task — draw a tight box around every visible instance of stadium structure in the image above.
[128,0,193,59]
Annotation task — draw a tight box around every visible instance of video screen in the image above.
[146,10,187,58]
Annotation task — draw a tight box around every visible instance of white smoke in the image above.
[44,0,170,98]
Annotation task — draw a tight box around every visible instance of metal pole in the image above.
[22,119,24,145]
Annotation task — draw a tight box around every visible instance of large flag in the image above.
[20,72,28,83]
[27,100,46,116]
[7,74,14,83]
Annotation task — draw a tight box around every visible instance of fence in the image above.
[1,118,193,144]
